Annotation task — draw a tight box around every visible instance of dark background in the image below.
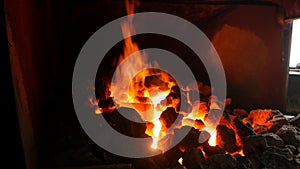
[0,0,25,168]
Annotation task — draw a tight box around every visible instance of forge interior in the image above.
[2,0,300,169]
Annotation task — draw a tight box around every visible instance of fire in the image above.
[110,0,151,106]
[208,130,217,146]
[151,120,162,149]
[111,0,171,150]
[188,101,208,120]
[230,149,245,156]
[202,123,217,146]
[92,0,247,157]
[149,91,168,149]
[238,150,245,156]
[150,91,168,106]
[178,157,183,165]
[236,150,245,156]
[88,97,102,114]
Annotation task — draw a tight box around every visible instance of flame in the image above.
[88,97,102,114]
[150,91,168,149]
[111,0,171,150]
[92,0,247,157]
[151,120,162,149]
[203,117,218,146]
[186,106,206,120]
[178,157,183,165]
[208,131,217,146]
[238,150,245,156]
[111,0,151,106]
[230,149,245,156]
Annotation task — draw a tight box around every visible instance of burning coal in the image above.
[90,0,232,155]
[89,1,300,169]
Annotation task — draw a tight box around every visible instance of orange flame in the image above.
[208,131,217,146]
[112,0,170,150]
[110,0,150,107]
[92,0,246,157]
[88,97,102,114]
[151,120,162,149]
[149,91,168,149]
[229,149,245,157]
[178,157,183,165]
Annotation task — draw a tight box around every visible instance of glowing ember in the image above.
[88,97,102,114]
[238,150,245,156]
[204,121,218,146]
[229,149,245,156]
[150,91,168,106]
[178,157,183,165]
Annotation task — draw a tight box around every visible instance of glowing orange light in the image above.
[178,157,183,165]
[237,149,245,156]
[90,0,248,157]
[149,91,167,149]
[151,120,162,149]
[208,131,217,146]
[202,126,217,146]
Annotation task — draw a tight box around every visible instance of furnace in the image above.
[3,0,300,169]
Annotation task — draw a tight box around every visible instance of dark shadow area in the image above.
[0,0,25,168]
